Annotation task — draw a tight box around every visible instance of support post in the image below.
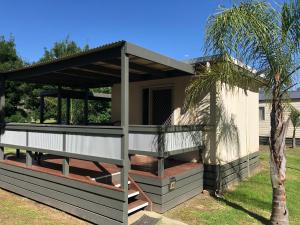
[0,76,5,125]
[26,151,32,167]
[16,149,20,158]
[40,96,44,124]
[66,97,70,125]
[120,45,129,223]
[0,78,5,161]
[0,146,4,160]
[62,157,70,176]
[158,157,164,177]
[57,86,62,124]
[157,132,165,177]
[84,88,89,125]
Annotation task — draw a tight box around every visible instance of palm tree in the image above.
[289,107,300,148]
[187,1,300,224]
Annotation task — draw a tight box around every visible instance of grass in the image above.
[165,146,300,225]
[0,188,90,225]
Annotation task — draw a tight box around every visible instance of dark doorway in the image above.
[152,89,172,125]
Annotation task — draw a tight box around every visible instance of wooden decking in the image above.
[2,152,202,189]
[0,151,204,217]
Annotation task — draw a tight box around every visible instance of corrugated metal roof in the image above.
[0,40,126,74]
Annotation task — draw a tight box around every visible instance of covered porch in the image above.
[0,41,204,224]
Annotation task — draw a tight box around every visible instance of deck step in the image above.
[128,189,139,198]
[128,199,149,214]
[114,181,131,188]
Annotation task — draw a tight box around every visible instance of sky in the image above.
[0,0,285,63]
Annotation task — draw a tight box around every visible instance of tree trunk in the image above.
[269,82,289,225]
[292,128,296,148]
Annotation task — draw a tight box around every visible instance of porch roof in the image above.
[40,89,111,101]
[0,41,195,88]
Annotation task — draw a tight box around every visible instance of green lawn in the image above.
[165,146,300,225]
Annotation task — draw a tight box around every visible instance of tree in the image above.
[289,107,300,148]
[0,35,27,122]
[39,36,89,62]
[187,1,300,224]
[24,37,89,122]
[25,37,111,124]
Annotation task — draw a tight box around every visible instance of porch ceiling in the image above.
[40,89,111,101]
[0,41,195,88]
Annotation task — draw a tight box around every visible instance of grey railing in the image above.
[129,125,204,158]
[0,123,124,166]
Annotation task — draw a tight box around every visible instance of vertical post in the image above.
[84,88,89,125]
[0,76,5,125]
[121,45,129,223]
[62,133,69,175]
[0,147,4,160]
[158,158,165,177]
[157,132,165,177]
[66,97,70,125]
[40,96,44,124]
[16,149,20,158]
[26,151,32,167]
[57,86,62,124]
[0,77,5,161]
[62,158,70,176]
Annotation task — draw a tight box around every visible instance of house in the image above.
[0,41,260,225]
[259,90,300,145]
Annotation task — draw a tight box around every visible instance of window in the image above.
[259,107,265,120]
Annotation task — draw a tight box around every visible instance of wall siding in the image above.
[204,152,260,191]
[0,162,126,225]
[259,100,300,138]
[130,166,203,213]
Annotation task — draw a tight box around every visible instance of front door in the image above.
[151,89,172,125]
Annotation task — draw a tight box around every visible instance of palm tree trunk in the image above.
[269,84,289,225]
[292,128,296,148]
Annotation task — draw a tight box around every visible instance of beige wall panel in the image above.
[259,100,300,139]
[216,83,259,165]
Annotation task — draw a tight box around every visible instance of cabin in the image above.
[0,41,260,225]
[259,90,300,146]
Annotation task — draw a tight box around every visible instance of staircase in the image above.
[90,172,152,215]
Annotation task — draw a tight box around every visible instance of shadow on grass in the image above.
[215,197,270,225]
[287,166,300,172]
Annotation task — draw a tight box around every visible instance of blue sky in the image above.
[0,0,283,63]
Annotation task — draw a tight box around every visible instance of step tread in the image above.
[114,181,131,188]
[128,189,139,198]
[128,199,149,214]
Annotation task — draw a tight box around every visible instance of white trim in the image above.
[128,191,139,198]
[128,202,149,214]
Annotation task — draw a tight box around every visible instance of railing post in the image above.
[157,157,164,177]
[157,131,165,177]
[62,157,70,176]
[121,45,129,223]
[62,133,69,176]
[0,76,5,125]
[0,77,5,160]
[16,149,20,158]
[0,146,4,160]
[26,151,32,167]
